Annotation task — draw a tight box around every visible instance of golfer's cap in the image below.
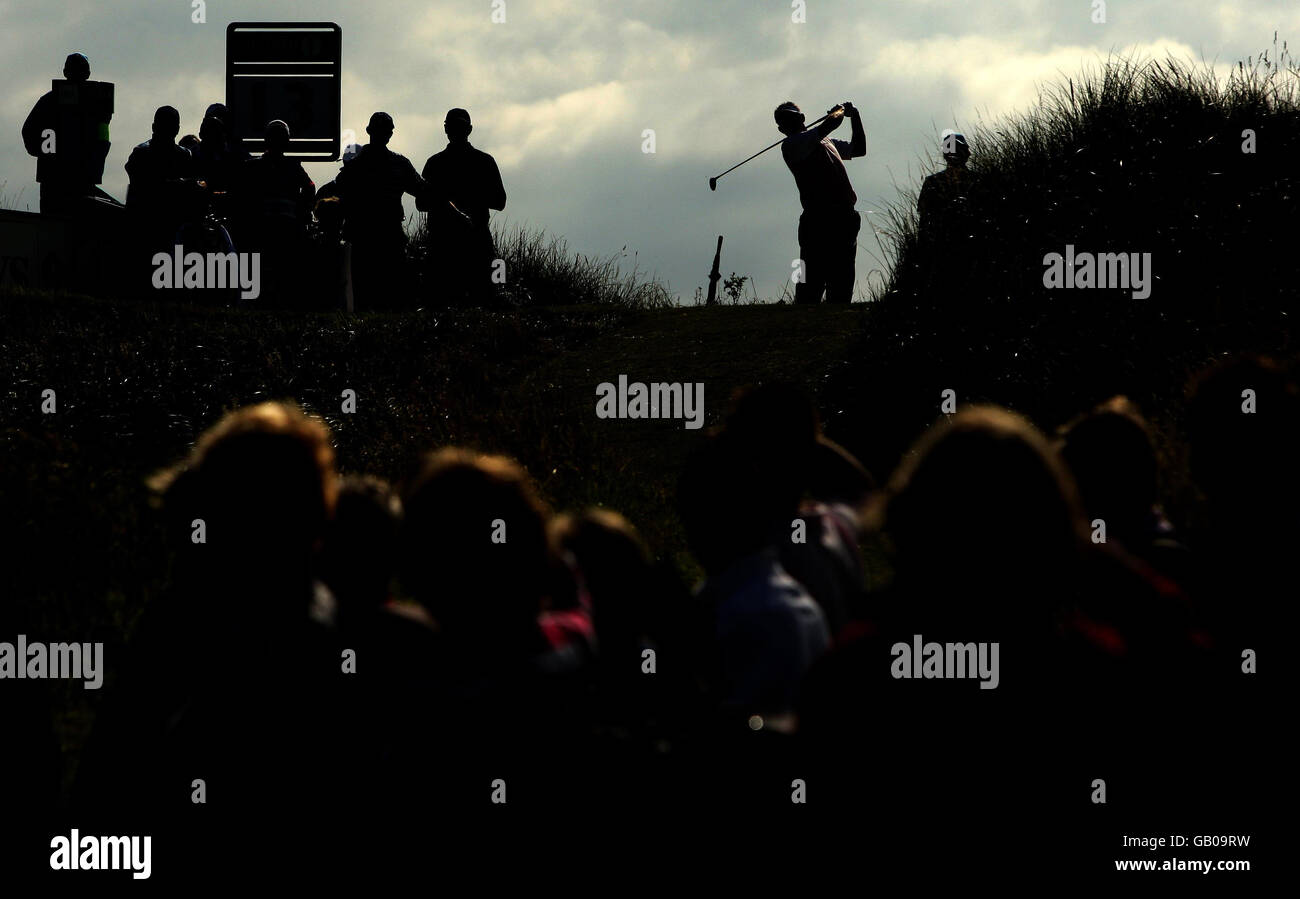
[368,111,395,131]
[445,108,471,126]
[774,101,803,125]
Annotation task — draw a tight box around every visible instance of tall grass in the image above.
[822,40,1300,522]
[873,40,1300,312]
[405,218,674,310]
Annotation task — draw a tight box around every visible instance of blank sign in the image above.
[226,22,342,160]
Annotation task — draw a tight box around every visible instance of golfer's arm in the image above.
[816,114,844,138]
[848,113,866,157]
[487,161,506,211]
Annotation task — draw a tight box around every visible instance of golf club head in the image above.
[709,177,717,191]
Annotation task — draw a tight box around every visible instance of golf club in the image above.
[709,105,844,191]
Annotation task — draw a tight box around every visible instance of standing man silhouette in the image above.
[335,112,427,308]
[125,105,196,255]
[419,108,506,305]
[236,120,315,304]
[918,129,975,243]
[774,100,865,305]
[21,53,114,214]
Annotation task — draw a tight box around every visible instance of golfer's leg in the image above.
[827,210,861,304]
[795,213,826,304]
[795,245,820,304]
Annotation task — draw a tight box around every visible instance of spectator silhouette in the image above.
[678,429,829,724]
[419,108,506,306]
[774,99,866,304]
[235,120,314,304]
[236,120,313,226]
[76,403,352,872]
[307,143,361,308]
[313,141,361,206]
[550,508,706,805]
[334,112,426,309]
[193,113,239,194]
[721,382,870,634]
[125,105,196,255]
[170,178,236,305]
[917,129,976,243]
[873,407,1084,621]
[798,406,1091,842]
[202,102,249,161]
[1056,395,1191,590]
[397,448,577,804]
[21,52,115,214]
[320,474,401,631]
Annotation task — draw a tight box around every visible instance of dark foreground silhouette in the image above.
[1,359,1277,881]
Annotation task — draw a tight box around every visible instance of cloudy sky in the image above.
[3,0,1297,301]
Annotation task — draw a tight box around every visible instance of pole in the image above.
[706,235,723,305]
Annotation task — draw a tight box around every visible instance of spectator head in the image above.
[264,119,291,155]
[401,448,551,645]
[150,402,337,582]
[314,195,343,232]
[444,108,472,142]
[179,134,201,154]
[367,112,394,148]
[774,100,804,136]
[152,106,181,142]
[321,475,401,618]
[198,115,225,147]
[1057,396,1158,543]
[63,52,90,82]
[940,129,971,166]
[872,406,1085,615]
[552,508,654,650]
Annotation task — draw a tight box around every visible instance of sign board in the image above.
[226,22,341,160]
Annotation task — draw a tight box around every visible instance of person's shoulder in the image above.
[751,560,823,621]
